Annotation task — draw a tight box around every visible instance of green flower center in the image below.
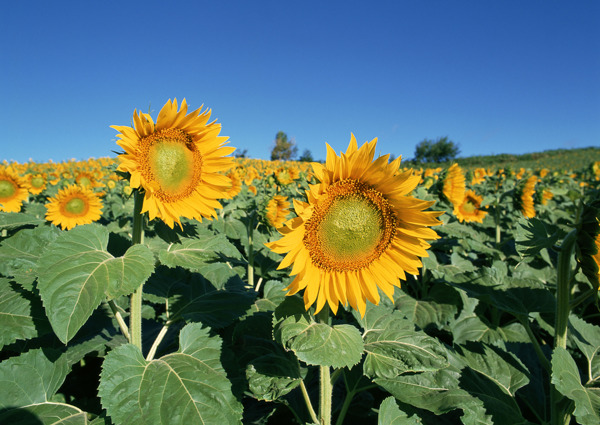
[304,179,396,272]
[65,197,87,215]
[461,199,476,214]
[31,176,45,188]
[140,128,203,202]
[318,196,384,263]
[0,180,16,200]
[78,177,92,187]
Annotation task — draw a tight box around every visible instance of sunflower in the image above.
[442,164,465,206]
[266,135,442,317]
[112,98,234,228]
[471,168,487,185]
[45,184,103,230]
[26,173,47,194]
[265,195,290,228]
[0,167,29,212]
[454,190,487,223]
[520,176,537,218]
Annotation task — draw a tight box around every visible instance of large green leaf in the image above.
[144,266,255,328]
[453,343,530,397]
[569,315,600,383]
[446,265,555,315]
[514,217,559,259]
[36,224,155,343]
[377,396,421,425]
[273,297,364,368]
[552,347,600,425]
[0,225,60,290]
[0,403,88,425]
[0,348,69,408]
[99,323,242,425]
[0,211,44,231]
[375,368,491,423]
[451,315,528,345]
[246,352,303,401]
[394,282,460,331]
[158,233,242,272]
[363,327,448,379]
[0,278,51,349]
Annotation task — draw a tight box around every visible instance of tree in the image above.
[270,131,298,161]
[299,149,314,162]
[414,136,460,163]
[234,148,248,158]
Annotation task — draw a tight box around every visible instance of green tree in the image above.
[299,149,314,162]
[270,131,298,161]
[414,136,460,163]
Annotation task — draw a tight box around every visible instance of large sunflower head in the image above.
[577,200,600,290]
[45,184,103,230]
[454,190,487,223]
[266,134,442,317]
[0,167,29,212]
[112,99,235,228]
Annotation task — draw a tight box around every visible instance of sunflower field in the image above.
[1,100,600,425]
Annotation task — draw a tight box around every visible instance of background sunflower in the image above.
[45,184,103,230]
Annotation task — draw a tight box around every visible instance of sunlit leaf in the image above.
[99,323,243,425]
[0,402,88,425]
[377,396,421,425]
[37,224,154,343]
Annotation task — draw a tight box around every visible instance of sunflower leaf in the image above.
[158,233,242,272]
[0,403,88,425]
[0,226,60,290]
[569,315,600,383]
[273,297,364,368]
[551,347,600,425]
[0,348,69,408]
[36,224,155,344]
[0,278,51,349]
[377,396,422,425]
[0,211,45,231]
[99,323,243,425]
[514,217,559,259]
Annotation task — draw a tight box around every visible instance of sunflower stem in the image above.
[551,229,577,425]
[517,315,550,373]
[107,300,130,341]
[317,306,333,425]
[299,380,318,425]
[130,189,145,351]
[247,223,255,288]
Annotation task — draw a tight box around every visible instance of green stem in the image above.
[247,213,255,288]
[494,199,501,246]
[552,229,577,425]
[299,380,318,425]
[317,306,332,425]
[518,316,550,373]
[319,365,332,425]
[570,288,596,309]
[334,390,355,425]
[146,321,171,361]
[554,230,577,350]
[129,190,145,351]
[107,300,130,341]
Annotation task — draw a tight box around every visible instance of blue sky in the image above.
[2,1,599,163]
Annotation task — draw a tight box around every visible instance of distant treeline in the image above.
[404,146,600,171]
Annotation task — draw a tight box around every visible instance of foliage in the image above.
[0,150,599,425]
[270,131,298,161]
[413,136,460,163]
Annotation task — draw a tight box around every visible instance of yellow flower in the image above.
[520,176,537,218]
[471,168,487,185]
[0,167,29,212]
[26,173,47,194]
[266,135,442,317]
[454,190,487,223]
[265,195,290,228]
[112,99,235,228]
[442,164,465,206]
[45,184,103,230]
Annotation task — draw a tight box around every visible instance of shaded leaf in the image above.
[0,403,88,425]
[378,396,421,425]
[158,233,242,272]
[514,218,559,258]
[569,315,600,383]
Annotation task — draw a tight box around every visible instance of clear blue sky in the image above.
[2,1,599,163]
